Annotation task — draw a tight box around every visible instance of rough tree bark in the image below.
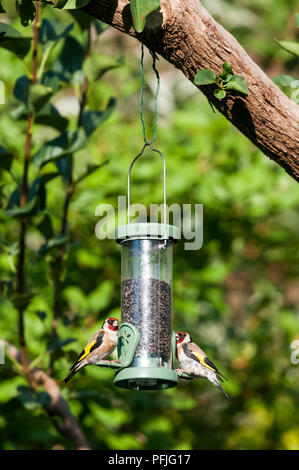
[85,0,299,181]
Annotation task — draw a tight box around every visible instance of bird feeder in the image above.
[113,144,180,390]
[95,48,192,389]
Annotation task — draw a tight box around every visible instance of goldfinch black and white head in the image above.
[176,331,191,345]
[103,317,119,332]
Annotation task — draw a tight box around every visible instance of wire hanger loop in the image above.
[127,142,167,225]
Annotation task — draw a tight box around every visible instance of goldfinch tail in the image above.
[62,370,77,384]
[62,362,85,383]
[215,382,229,399]
[209,375,229,399]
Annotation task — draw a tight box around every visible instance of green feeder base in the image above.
[114,323,178,390]
[114,366,178,391]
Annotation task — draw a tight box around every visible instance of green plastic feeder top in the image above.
[115,222,181,244]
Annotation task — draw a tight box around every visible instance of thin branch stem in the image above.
[17,1,41,391]
[77,28,92,127]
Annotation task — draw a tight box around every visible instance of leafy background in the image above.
[0,0,299,450]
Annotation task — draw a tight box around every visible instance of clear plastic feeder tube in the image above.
[121,237,173,369]
[114,222,180,390]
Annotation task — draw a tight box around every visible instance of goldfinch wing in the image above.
[185,343,227,380]
[191,351,218,372]
[70,330,105,370]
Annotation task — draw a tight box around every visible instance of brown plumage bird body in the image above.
[63,318,119,383]
[176,331,229,399]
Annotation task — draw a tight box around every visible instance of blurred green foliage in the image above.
[0,0,299,450]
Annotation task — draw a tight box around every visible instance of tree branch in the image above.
[5,342,91,450]
[84,0,299,181]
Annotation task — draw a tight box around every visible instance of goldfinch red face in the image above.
[176,331,191,344]
[105,318,119,331]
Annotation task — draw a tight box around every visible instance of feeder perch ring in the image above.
[96,326,192,383]
[95,322,140,369]
[117,322,141,367]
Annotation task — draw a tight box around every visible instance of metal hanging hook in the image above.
[126,44,167,243]
[140,43,160,146]
[127,142,167,226]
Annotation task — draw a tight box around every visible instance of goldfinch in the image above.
[175,331,229,399]
[63,318,119,383]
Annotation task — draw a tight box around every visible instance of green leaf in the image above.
[82,98,116,136]
[36,104,68,131]
[5,187,20,210]
[47,337,76,351]
[93,20,107,35]
[277,40,299,57]
[221,73,233,83]
[83,54,122,82]
[5,173,58,218]
[0,146,13,172]
[36,213,54,239]
[12,103,68,132]
[295,13,299,29]
[28,84,53,113]
[272,75,297,88]
[38,235,69,257]
[4,196,37,218]
[225,75,249,95]
[0,23,32,58]
[11,104,28,120]
[68,9,105,33]
[222,62,233,76]
[0,231,9,247]
[14,77,52,114]
[34,310,47,321]
[0,1,5,13]
[214,89,226,100]
[39,18,74,50]
[75,161,108,185]
[17,386,51,410]
[194,69,217,86]
[272,74,299,102]
[67,9,93,30]
[14,75,30,104]
[52,36,85,82]
[130,0,161,33]
[55,0,92,9]
[32,130,86,167]
[55,155,72,182]
[10,293,33,312]
[39,172,61,184]
[41,71,63,94]
[15,0,36,27]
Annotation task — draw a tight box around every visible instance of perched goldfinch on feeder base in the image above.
[63,318,120,383]
[175,331,229,399]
